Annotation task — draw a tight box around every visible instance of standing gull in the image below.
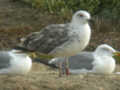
[0,49,32,75]
[49,44,120,74]
[19,10,91,76]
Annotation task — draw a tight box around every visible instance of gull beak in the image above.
[113,51,120,64]
[113,52,120,56]
[88,18,94,24]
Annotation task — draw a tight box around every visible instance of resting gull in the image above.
[49,44,120,74]
[18,10,91,76]
[0,48,32,75]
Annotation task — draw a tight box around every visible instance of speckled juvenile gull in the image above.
[19,10,91,76]
[0,49,32,75]
[49,44,120,74]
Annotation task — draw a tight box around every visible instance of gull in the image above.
[0,48,32,75]
[49,44,120,74]
[18,10,91,76]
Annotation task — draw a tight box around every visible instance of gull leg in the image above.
[62,61,66,75]
[58,62,63,77]
[65,57,70,76]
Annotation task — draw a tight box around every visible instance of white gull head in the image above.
[94,44,116,56]
[71,10,91,25]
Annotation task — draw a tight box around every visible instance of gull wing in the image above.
[69,52,94,70]
[22,24,70,54]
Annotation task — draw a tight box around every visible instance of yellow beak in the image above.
[113,52,120,56]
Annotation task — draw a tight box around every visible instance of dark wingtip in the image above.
[13,46,35,52]
[34,58,57,68]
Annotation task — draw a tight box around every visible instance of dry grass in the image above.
[92,17,120,33]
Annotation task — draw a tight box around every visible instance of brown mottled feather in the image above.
[22,24,70,54]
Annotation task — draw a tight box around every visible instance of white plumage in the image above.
[0,49,32,75]
[49,44,117,74]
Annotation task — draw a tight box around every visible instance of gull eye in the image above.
[79,14,84,17]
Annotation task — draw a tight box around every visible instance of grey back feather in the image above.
[23,24,70,53]
[69,52,94,70]
[0,51,11,69]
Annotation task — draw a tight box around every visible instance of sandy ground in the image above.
[0,0,120,90]
[1,63,120,90]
